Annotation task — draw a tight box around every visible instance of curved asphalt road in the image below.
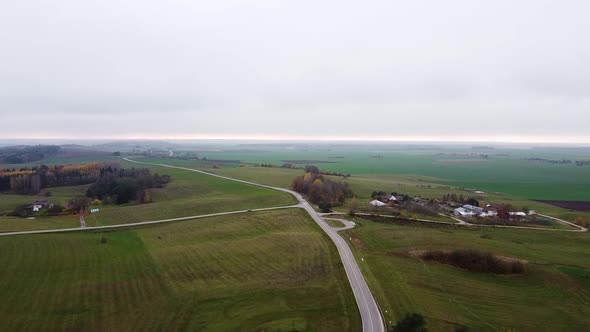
[122,158,386,332]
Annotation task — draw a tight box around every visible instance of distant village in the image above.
[369,191,538,222]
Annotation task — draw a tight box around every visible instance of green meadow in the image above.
[342,217,590,331]
[139,158,590,223]
[1,148,589,331]
[192,146,590,201]
[0,209,360,331]
[0,161,295,232]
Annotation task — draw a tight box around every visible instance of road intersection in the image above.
[122,158,386,332]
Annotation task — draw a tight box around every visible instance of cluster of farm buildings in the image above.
[369,193,439,207]
[369,192,537,221]
[453,204,536,218]
[369,194,399,207]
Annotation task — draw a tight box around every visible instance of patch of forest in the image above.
[85,166,170,204]
[291,165,353,211]
[0,162,169,203]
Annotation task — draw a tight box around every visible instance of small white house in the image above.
[389,195,398,201]
[32,204,43,212]
[370,199,387,207]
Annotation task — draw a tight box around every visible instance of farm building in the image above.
[462,204,483,214]
[479,210,498,217]
[33,200,49,207]
[454,207,475,217]
[455,204,486,217]
[370,199,387,207]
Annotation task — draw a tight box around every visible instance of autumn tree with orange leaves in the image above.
[291,166,353,211]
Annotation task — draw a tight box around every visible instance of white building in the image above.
[370,199,387,207]
[479,210,497,217]
[509,212,527,217]
[454,207,475,217]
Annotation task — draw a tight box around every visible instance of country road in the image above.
[122,158,386,332]
[326,211,588,233]
[0,205,299,237]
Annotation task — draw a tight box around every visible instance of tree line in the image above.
[0,162,170,205]
[525,157,590,166]
[0,162,108,195]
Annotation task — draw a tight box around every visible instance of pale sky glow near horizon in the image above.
[1,1,589,143]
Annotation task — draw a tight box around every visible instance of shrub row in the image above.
[420,249,525,274]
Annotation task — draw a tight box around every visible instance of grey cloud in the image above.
[0,0,589,140]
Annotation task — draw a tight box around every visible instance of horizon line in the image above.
[2,134,590,144]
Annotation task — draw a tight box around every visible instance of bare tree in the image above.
[349,197,359,216]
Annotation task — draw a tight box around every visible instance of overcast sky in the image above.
[1,1,589,142]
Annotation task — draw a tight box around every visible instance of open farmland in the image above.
[0,161,295,232]
[187,145,590,201]
[0,209,360,331]
[342,217,590,331]
[3,151,588,331]
[138,157,590,224]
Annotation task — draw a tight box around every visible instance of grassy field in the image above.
[3,144,590,201]
[0,184,91,213]
[2,145,588,331]
[342,217,590,331]
[323,218,346,228]
[0,161,296,232]
[137,158,590,224]
[189,146,590,201]
[0,209,360,331]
